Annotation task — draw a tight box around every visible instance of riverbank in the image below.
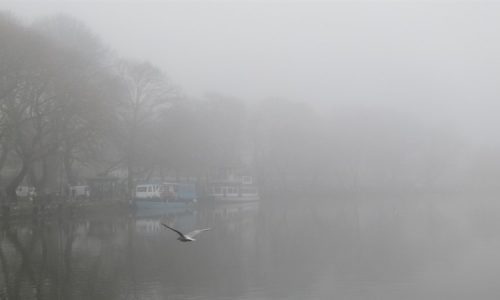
[1,199,130,220]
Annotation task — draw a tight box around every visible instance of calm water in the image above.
[1,195,500,300]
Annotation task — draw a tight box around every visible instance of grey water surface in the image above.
[1,196,500,300]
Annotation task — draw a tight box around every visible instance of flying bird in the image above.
[161,223,211,242]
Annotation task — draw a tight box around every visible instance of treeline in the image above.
[1,12,498,203]
[0,13,178,201]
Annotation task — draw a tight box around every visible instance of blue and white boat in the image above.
[133,182,197,211]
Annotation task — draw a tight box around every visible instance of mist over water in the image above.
[2,196,500,300]
[2,1,500,299]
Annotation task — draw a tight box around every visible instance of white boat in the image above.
[210,183,260,202]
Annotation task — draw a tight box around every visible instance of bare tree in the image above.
[0,19,63,201]
[0,14,115,201]
[112,60,177,198]
[33,15,117,187]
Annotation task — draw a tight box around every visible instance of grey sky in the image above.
[2,1,500,142]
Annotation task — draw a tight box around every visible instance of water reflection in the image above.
[1,197,500,299]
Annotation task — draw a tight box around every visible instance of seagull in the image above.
[161,223,211,242]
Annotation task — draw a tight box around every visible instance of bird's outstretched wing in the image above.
[186,228,211,238]
[161,223,186,238]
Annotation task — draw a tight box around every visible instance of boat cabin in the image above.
[135,184,162,199]
[135,182,197,202]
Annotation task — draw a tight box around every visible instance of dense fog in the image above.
[1,1,500,299]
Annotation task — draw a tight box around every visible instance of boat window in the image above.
[148,186,152,192]
[136,187,147,192]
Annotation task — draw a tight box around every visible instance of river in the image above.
[1,195,500,299]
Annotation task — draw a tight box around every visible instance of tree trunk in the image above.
[127,160,134,201]
[5,160,30,202]
[0,144,9,190]
[63,149,75,185]
[28,158,48,193]
[0,144,9,173]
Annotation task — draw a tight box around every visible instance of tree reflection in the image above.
[0,197,463,300]
[0,212,84,299]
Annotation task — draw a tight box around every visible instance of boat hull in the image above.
[133,198,192,211]
[213,194,260,202]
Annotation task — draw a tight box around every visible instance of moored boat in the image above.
[133,182,197,210]
[209,174,260,202]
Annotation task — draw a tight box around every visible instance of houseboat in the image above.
[134,182,197,211]
[210,174,260,202]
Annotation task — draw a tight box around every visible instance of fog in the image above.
[5,2,500,117]
[2,1,500,299]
